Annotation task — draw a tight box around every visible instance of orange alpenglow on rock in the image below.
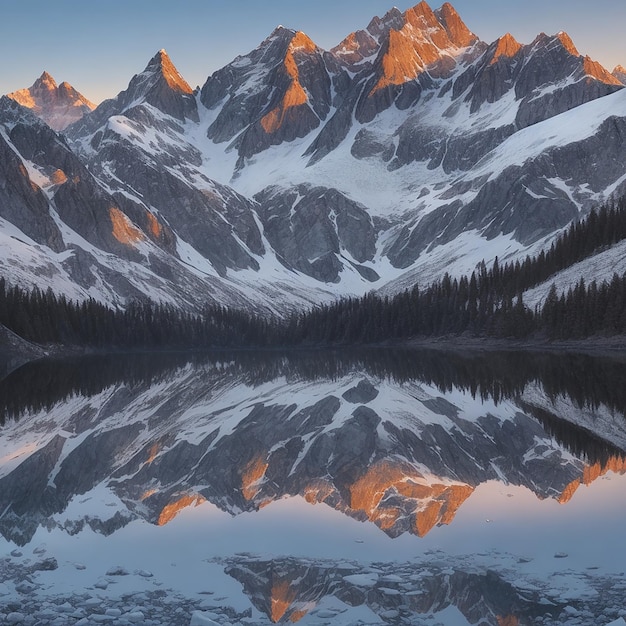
[145,211,163,239]
[490,33,522,65]
[50,169,68,185]
[497,616,520,626]
[348,459,474,536]
[261,32,315,134]
[7,71,96,131]
[110,207,145,245]
[241,455,269,500]
[412,484,474,537]
[583,56,623,85]
[437,2,477,47]
[559,456,626,504]
[553,31,579,57]
[370,1,477,95]
[155,49,193,94]
[157,494,206,526]
[270,579,299,623]
[372,29,434,93]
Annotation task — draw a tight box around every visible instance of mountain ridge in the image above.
[7,72,95,131]
[1,1,625,313]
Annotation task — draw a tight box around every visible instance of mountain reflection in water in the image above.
[1,347,626,624]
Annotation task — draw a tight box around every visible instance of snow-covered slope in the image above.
[1,1,625,311]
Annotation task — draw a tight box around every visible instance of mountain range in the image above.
[2,1,626,313]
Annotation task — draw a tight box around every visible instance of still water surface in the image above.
[1,348,625,625]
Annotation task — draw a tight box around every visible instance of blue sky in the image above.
[1,0,625,103]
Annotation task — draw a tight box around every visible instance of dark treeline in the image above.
[0,279,266,349]
[278,199,626,344]
[3,348,626,463]
[1,198,626,350]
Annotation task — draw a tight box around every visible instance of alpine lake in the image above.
[1,347,625,626]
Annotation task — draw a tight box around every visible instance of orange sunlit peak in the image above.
[268,579,314,623]
[154,49,193,95]
[491,33,522,64]
[554,31,579,57]
[582,56,623,85]
[559,456,626,504]
[290,31,317,53]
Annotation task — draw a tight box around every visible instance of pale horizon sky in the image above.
[1,0,625,104]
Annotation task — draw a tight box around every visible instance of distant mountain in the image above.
[613,64,626,85]
[1,2,626,312]
[7,72,95,131]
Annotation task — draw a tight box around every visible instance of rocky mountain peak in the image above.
[582,56,623,85]
[145,48,193,95]
[35,71,57,89]
[613,64,626,85]
[366,6,405,37]
[530,31,579,58]
[490,33,522,64]
[369,1,475,96]
[435,2,478,48]
[7,72,95,131]
[102,48,198,122]
[288,30,317,54]
[259,32,315,134]
[554,31,579,56]
[536,31,622,86]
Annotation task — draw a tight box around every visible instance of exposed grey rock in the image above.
[0,100,65,251]
[342,380,379,404]
[256,185,377,283]
[350,128,396,162]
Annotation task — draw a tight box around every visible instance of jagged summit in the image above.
[613,64,626,85]
[200,25,336,159]
[36,71,56,88]
[333,1,477,71]
[435,2,477,47]
[145,48,193,95]
[490,33,522,63]
[4,1,626,314]
[90,49,198,125]
[7,71,95,131]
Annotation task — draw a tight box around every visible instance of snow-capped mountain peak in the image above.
[2,2,626,314]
